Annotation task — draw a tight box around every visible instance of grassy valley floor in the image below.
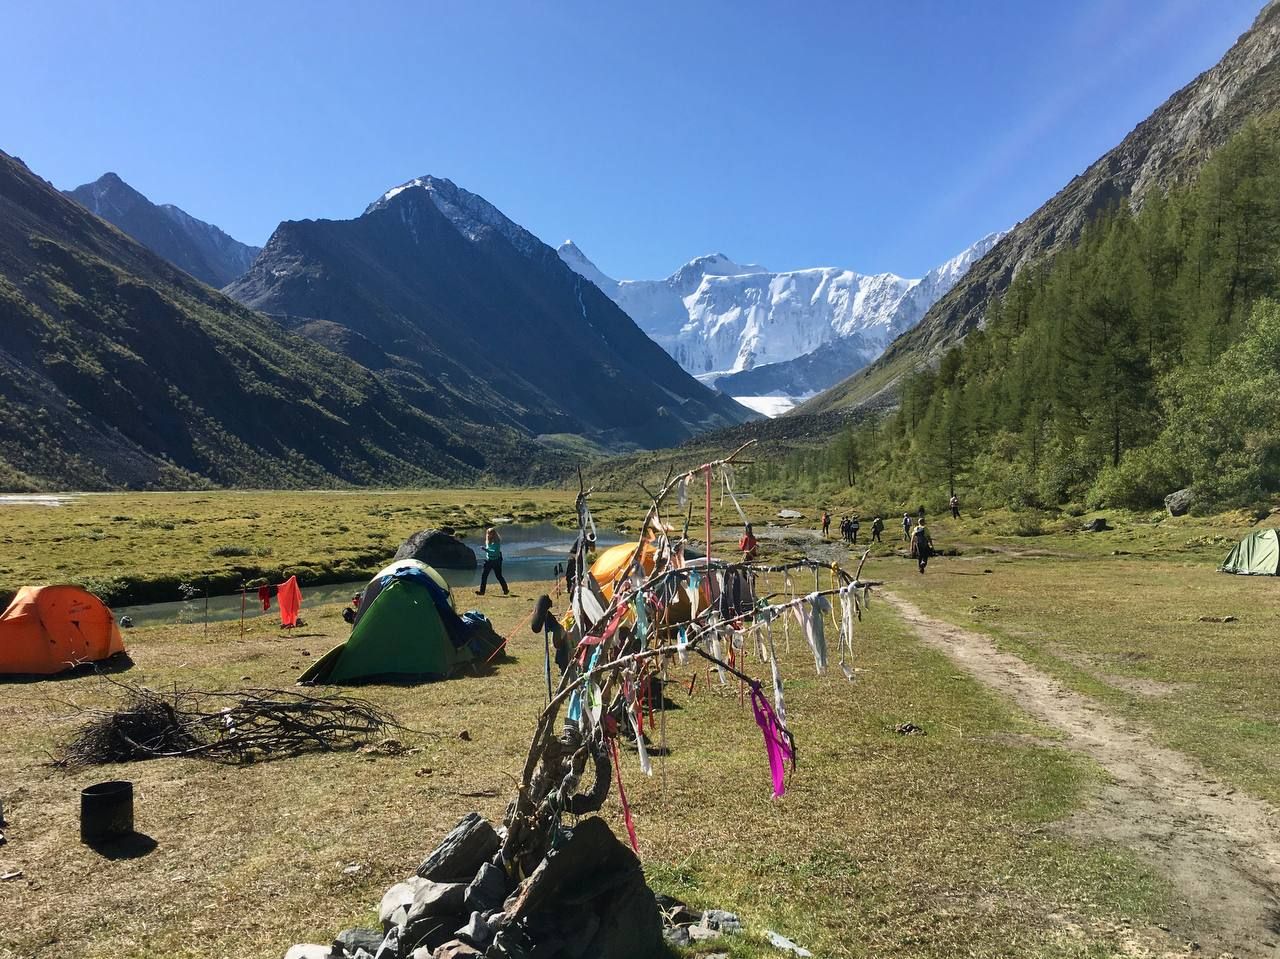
[2,491,1276,957]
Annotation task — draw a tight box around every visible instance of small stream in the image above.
[115,523,623,627]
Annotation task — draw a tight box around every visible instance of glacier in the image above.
[559,232,1006,412]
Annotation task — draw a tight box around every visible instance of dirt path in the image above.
[883,590,1280,958]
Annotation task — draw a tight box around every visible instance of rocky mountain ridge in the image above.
[66,172,260,287]
[0,151,552,490]
[226,175,752,450]
[804,0,1280,414]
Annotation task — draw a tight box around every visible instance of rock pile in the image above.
[284,812,662,959]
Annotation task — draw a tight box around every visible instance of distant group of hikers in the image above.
[818,493,961,575]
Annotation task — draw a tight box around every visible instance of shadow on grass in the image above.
[86,831,158,860]
[0,652,134,685]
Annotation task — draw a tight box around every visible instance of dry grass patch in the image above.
[0,577,1178,959]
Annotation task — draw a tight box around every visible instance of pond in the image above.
[114,522,624,627]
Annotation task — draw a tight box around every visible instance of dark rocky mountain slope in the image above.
[805,0,1280,414]
[226,176,753,450]
[0,150,553,491]
[66,172,260,287]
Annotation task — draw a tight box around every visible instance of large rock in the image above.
[381,877,430,929]
[333,929,384,957]
[463,863,508,915]
[1165,488,1194,517]
[500,816,662,959]
[284,947,332,959]
[416,813,501,882]
[395,529,477,570]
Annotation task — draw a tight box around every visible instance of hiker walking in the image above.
[821,510,831,538]
[839,516,849,543]
[476,527,510,596]
[871,516,884,543]
[910,521,934,574]
[950,493,960,519]
[850,516,861,545]
[739,523,759,562]
[902,512,912,541]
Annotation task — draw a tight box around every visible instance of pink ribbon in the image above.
[750,681,795,798]
[608,735,641,854]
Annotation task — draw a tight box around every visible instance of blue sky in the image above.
[1,0,1263,279]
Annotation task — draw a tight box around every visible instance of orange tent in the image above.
[0,585,126,676]
[590,540,658,601]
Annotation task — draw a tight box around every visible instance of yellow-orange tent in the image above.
[0,585,126,676]
[590,541,658,601]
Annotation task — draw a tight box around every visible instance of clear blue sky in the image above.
[1,0,1264,279]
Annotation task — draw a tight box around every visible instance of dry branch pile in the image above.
[56,682,397,766]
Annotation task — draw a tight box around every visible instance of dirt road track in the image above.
[884,590,1280,958]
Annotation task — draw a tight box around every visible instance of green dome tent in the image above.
[300,559,502,684]
[1220,528,1280,575]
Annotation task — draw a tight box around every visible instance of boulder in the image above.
[463,863,508,915]
[1165,488,1194,517]
[415,813,501,883]
[408,880,467,919]
[1081,517,1110,532]
[333,929,384,957]
[453,911,494,949]
[433,942,482,959]
[284,947,332,959]
[501,816,662,959]
[380,877,430,928]
[395,529,477,570]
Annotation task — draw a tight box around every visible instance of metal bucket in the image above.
[80,780,133,844]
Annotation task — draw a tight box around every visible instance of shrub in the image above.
[210,544,252,557]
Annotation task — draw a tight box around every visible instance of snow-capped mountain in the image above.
[66,173,260,287]
[558,232,1006,413]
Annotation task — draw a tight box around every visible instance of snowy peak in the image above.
[557,240,615,290]
[559,231,1008,407]
[923,231,1005,287]
[670,252,767,286]
[365,175,540,256]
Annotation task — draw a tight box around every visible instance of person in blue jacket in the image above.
[476,527,510,596]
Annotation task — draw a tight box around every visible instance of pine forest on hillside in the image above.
[752,118,1280,515]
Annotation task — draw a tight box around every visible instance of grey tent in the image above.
[1220,528,1280,575]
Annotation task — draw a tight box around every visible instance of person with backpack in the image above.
[902,512,912,541]
[871,516,884,543]
[950,493,960,519]
[850,516,861,545]
[910,521,934,574]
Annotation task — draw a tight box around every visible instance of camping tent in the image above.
[1220,528,1280,575]
[590,541,657,601]
[300,559,500,684]
[0,585,126,676]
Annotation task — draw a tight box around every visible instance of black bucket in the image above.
[80,780,134,844]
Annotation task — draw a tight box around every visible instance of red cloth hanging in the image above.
[258,585,273,611]
[277,576,302,628]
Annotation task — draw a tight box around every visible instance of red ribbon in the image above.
[607,735,640,854]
